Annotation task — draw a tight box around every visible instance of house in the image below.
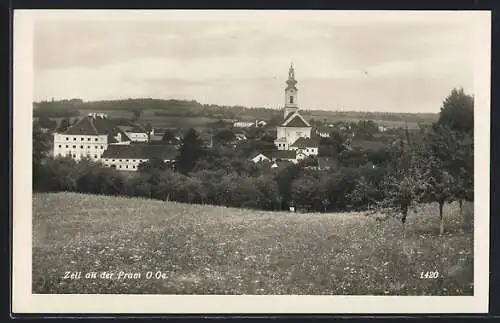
[101,144,178,171]
[233,121,255,128]
[52,114,113,161]
[289,137,319,157]
[249,152,271,163]
[108,128,132,145]
[315,127,331,138]
[269,150,298,164]
[378,125,388,133]
[116,122,151,142]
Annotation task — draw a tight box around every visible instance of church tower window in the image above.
[290,96,294,104]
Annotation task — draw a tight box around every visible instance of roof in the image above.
[315,127,332,133]
[102,144,178,160]
[284,111,295,121]
[249,152,270,160]
[107,128,131,143]
[290,137,319,148]
[282,112,310,127]
[63,116,116,135]
[270,150,297,160]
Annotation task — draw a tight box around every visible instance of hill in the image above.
[33,192,472,295]
[33,99,438,131]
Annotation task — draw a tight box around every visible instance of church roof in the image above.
[290,137,319,148]
[284,115,310,127]
[284,111,295,121]
[282,111,310,127]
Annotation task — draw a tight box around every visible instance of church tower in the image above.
[284,63,299,119]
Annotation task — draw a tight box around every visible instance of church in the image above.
[272,64,318,163]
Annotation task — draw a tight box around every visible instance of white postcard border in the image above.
[12,10,491,314]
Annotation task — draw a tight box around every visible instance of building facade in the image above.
[101,144,178,171]
[53,115,111,161]
[273,64,318,161]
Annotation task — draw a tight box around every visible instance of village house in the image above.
[52,113,156,165]
[101,144,178,171]
[52,114,113,161]
[115,121,152,142]
[249,152,271,163]
[314,127,331,138]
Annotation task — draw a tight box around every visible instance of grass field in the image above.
[33,192,473,295]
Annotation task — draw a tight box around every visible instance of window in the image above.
[66,137,69,141]
[290,96,294,104]
[81,138,84,141]
[94,155,97,158]
[58,145,62,148]
[65,145,68,148]
[95,138,98,141]
[88,138,91,141]
[87,146,90,149]
[126,165,128,169]
[95,146,98,149]
[73,155,76,158]
[133,165,136,169]
[73,138,76,141]
[112,159,115,162]
[73,145,76,148]
[119,165,122,169]
[100,146,103,149]
[80,145,83,149]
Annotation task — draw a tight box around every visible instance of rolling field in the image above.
[33,192,473,295]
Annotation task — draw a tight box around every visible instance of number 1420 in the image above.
[420,271,439,279]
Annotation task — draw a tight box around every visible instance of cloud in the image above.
[33,15,475,112]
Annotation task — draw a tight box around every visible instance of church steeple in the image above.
[284,63,299,118]
[286,63,297,90]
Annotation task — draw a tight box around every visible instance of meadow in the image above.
[33,192,473,295]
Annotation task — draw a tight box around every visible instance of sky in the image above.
[32,11,477,113]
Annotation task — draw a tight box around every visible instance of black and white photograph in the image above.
[13,10,490,313]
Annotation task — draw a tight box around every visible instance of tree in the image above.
[355,120,379,139]
[420,155,456,235]
[255,176,281,210]
[57,118,71,133]
[162,129,176,143]
[132,109,142,121]
[144,122,153,142]
[38,116,57,130]
[438,88,474,134]
[176,128,204,175]
[33,122,51,190]
[213,129,236,145]
[418,123,474,232]
[290,173,323,211]
[369,134,425,234]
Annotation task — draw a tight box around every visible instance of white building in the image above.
[101,144,178,171]
[117,123,151,142]
[249,152,271,163]
[233,121,255,128]
[53,115,112,161]
[273,64,319,162]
